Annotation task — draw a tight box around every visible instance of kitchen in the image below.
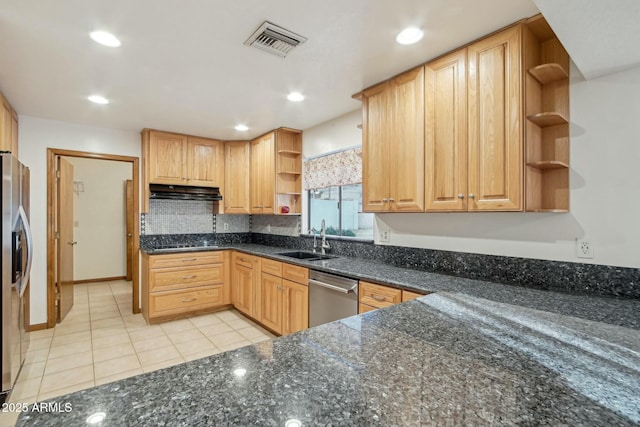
[1,0,640,425]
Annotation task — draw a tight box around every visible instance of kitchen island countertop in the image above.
[17,289,640,426]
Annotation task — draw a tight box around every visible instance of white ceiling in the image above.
[0,0,546,140]
[533,0,640,80]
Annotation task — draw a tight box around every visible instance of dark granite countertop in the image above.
[18,292,640,426]
[143,244,640,330]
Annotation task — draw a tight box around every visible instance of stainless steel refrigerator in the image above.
[1,152,32,403]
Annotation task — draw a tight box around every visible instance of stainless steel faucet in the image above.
[310,227,317,253]
[320,219,331,255]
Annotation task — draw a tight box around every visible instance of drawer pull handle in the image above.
[182,275,197,279]
[371,294,386,302]
[182,258,197,262]
[239,258,249,262]
[181,298,197,303]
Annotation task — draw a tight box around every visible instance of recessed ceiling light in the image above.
[395,27,423,45]
[287,92,305,102]
[235,124,249,131]
[89,30,121,47]
[88,95,109,105]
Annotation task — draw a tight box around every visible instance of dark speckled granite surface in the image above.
[17,293,640,426]
[140,243,640,330]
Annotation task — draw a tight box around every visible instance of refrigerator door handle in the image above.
[17,206,32,298]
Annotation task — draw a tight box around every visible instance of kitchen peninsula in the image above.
[17,243,640,426]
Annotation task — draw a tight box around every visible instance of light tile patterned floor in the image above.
[0,280,274,427]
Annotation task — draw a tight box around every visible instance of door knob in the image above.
[468,193,475,199]
[68,241,77,245]
[382,198,388,203]
[457,194,464,199]
[389,198,395,202]
[127,233,132,237]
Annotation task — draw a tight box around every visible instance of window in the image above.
[308,183,373,239]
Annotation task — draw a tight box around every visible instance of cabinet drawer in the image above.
[359,303,377,314]
[282,263,308,285]
[261,258,283,277]
[234,253,255,269]
[149,251,223,269]
[149,285,223,317]
[359,281,402,308]
[150,265,223,292]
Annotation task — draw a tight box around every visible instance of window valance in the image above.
[303,147,362,190]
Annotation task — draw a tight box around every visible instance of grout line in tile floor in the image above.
[4,279,275,421]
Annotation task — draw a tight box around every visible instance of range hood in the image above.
[149,184,223,201]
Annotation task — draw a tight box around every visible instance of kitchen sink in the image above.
[277,251,337,261]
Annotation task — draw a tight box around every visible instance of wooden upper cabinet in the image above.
[467,25,523,211]
[391,67,425,212]
[186,137,224,187]
[362,67,424,212]
[425,49,468,211]
[145,130,224,187]
[250,132,276,214]
[224,141,251,214]
[148,131,187,185]
[362,81,391,212]
[0,93,18,156]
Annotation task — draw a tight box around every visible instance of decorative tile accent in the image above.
[251,215,300,237]
[216,215,251,233]
[145,200,214,234]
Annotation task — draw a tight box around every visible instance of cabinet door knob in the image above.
[389,198,395,202]
[468,193,475,199]
[457,194,464,199]
[382,198,388,203]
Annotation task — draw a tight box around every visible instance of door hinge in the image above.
[54,231,60,239]
[54,288,61,301]
[56,170,60,179]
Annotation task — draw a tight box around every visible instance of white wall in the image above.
[66,157,132,281]
[18,116,140,325]
[303,64,640,269]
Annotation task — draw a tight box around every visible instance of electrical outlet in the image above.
[380,229,390,242]
[576,239,594,259]
[223,223,229,231]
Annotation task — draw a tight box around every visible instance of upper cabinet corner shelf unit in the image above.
[528,63,568,85]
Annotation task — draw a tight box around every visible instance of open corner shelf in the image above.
[527,112,568,127]
[526,160,569,170]
[528,63,568,85]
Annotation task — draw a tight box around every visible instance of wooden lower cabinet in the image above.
[141,250,230,323]
[358,280,427,313]
[231,253,260,320]
[249,256,308,336]
[260,271,283,332]
[282,279,308,335]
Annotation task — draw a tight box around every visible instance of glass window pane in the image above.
[341,184,373,239]
[309,186,340,235]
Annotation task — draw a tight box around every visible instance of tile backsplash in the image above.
[143,200,298,236]
[251,215,301,237]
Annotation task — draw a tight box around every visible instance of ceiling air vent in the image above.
[244,21,307,58]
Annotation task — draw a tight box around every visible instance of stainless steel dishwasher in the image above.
[308,270,358,327]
